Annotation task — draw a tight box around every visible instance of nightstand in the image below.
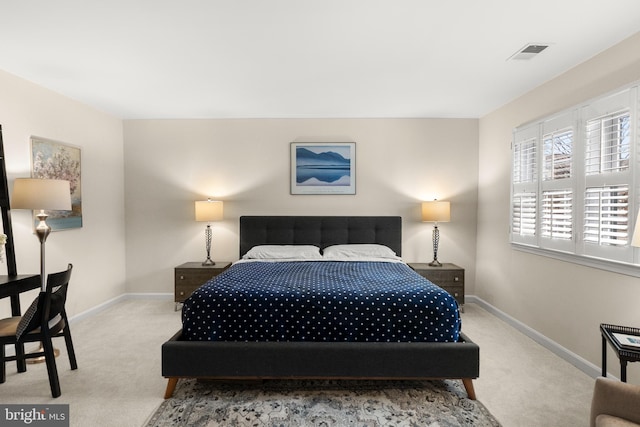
[174,261,231,310]
[408,263,465,310]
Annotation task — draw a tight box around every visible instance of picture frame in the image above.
[290,142,356,195]
[30,136,82,230]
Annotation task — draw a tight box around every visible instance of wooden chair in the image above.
[0,264,77,398]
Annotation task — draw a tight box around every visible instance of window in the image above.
[544,129,572,180]
[585,111,630,175]
[542,189,572,240]
[512,192,536,237]
[511,83,639,269]
[513,137,537,184]
[583,185,629,246]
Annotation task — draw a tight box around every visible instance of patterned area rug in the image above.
[145,379,501,426]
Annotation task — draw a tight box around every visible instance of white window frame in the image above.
[511,82,640,275]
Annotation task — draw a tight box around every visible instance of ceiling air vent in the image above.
[508,44,549,61]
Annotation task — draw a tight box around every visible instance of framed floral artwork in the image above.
[290,142,356,195]
[31,137,82,230]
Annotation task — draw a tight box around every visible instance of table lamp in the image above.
[632,211,640,248]
[11,178,72,291]
[422,200,451,267]
[195,199,223,266]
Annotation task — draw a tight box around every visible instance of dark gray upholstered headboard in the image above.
[239,216,402,258]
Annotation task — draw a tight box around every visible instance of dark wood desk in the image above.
[0,274,40,373]
[0,274,41,316]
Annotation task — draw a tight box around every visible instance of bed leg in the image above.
[462,378,476,400]
[164,378,179,399]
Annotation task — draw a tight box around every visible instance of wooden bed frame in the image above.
[162,216,480,399]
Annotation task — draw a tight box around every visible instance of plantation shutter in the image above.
[512,82,640,269]
[543,129,572,180]
[538,113,575,252]
[583,186,629,246]
[513,138,537,184]
[585,111,630,175]
[511,124,539,245]
[542,190,572,240]
[513,192,537,236]
[580,87,635,263]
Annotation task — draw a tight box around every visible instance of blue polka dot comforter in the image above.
[182,260,460,343]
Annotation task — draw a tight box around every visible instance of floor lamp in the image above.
[11,178,71,362]
[12,178,72,290]
[632,210,640,248]
[422,200,451,267]
[195,199,223,266]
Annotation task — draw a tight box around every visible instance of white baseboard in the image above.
[69,293,173,324]
[4,293,173,358]
[466,295,605,380]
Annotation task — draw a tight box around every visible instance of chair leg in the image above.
[1,343,5,383]
[62,315,77,370]
[15,342,27,373]
[42,337,61,398]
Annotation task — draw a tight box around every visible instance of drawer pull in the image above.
[180,275,185,280]
[179,291,184,296]
[454,276,459,282]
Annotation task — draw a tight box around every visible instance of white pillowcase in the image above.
[322,244,398,259]
[243,245,322,260]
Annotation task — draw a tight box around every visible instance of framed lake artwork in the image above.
[30,136,82,230]
[290,142,356,195]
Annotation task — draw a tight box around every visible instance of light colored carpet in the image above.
[145,378,500,426]
[0,299,595,426]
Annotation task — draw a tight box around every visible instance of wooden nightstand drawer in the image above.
[408,263,465,308]
[174,262,231,308]
[417,269,464,287]
[439,284,463,301]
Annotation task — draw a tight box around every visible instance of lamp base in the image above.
[202,224,215,266]
[429,224,443,267]
[26,343,60,364]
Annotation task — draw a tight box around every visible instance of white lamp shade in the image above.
[12,178,72,211]
[195,200,223,222]
[632,211,640,247]
[422,201,451,223]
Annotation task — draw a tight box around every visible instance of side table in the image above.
[408,263,465,310]
[600,323,640,382]
[174,262,231,310]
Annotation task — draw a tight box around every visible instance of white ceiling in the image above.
[2,1,640,119]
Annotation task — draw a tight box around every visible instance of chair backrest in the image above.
[16,264,73,341]
[39,264,73,331]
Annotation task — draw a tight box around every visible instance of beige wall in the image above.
[123,119,479,294]
[6,27,638,384]
[0,69,126,319]
[477,31,640,382]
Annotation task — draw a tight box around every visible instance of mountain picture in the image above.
[291,143,356,194]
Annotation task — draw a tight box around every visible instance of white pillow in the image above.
[242,245,322,260]
[322,244,398,259]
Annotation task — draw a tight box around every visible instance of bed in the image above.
[162,216,479,399]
